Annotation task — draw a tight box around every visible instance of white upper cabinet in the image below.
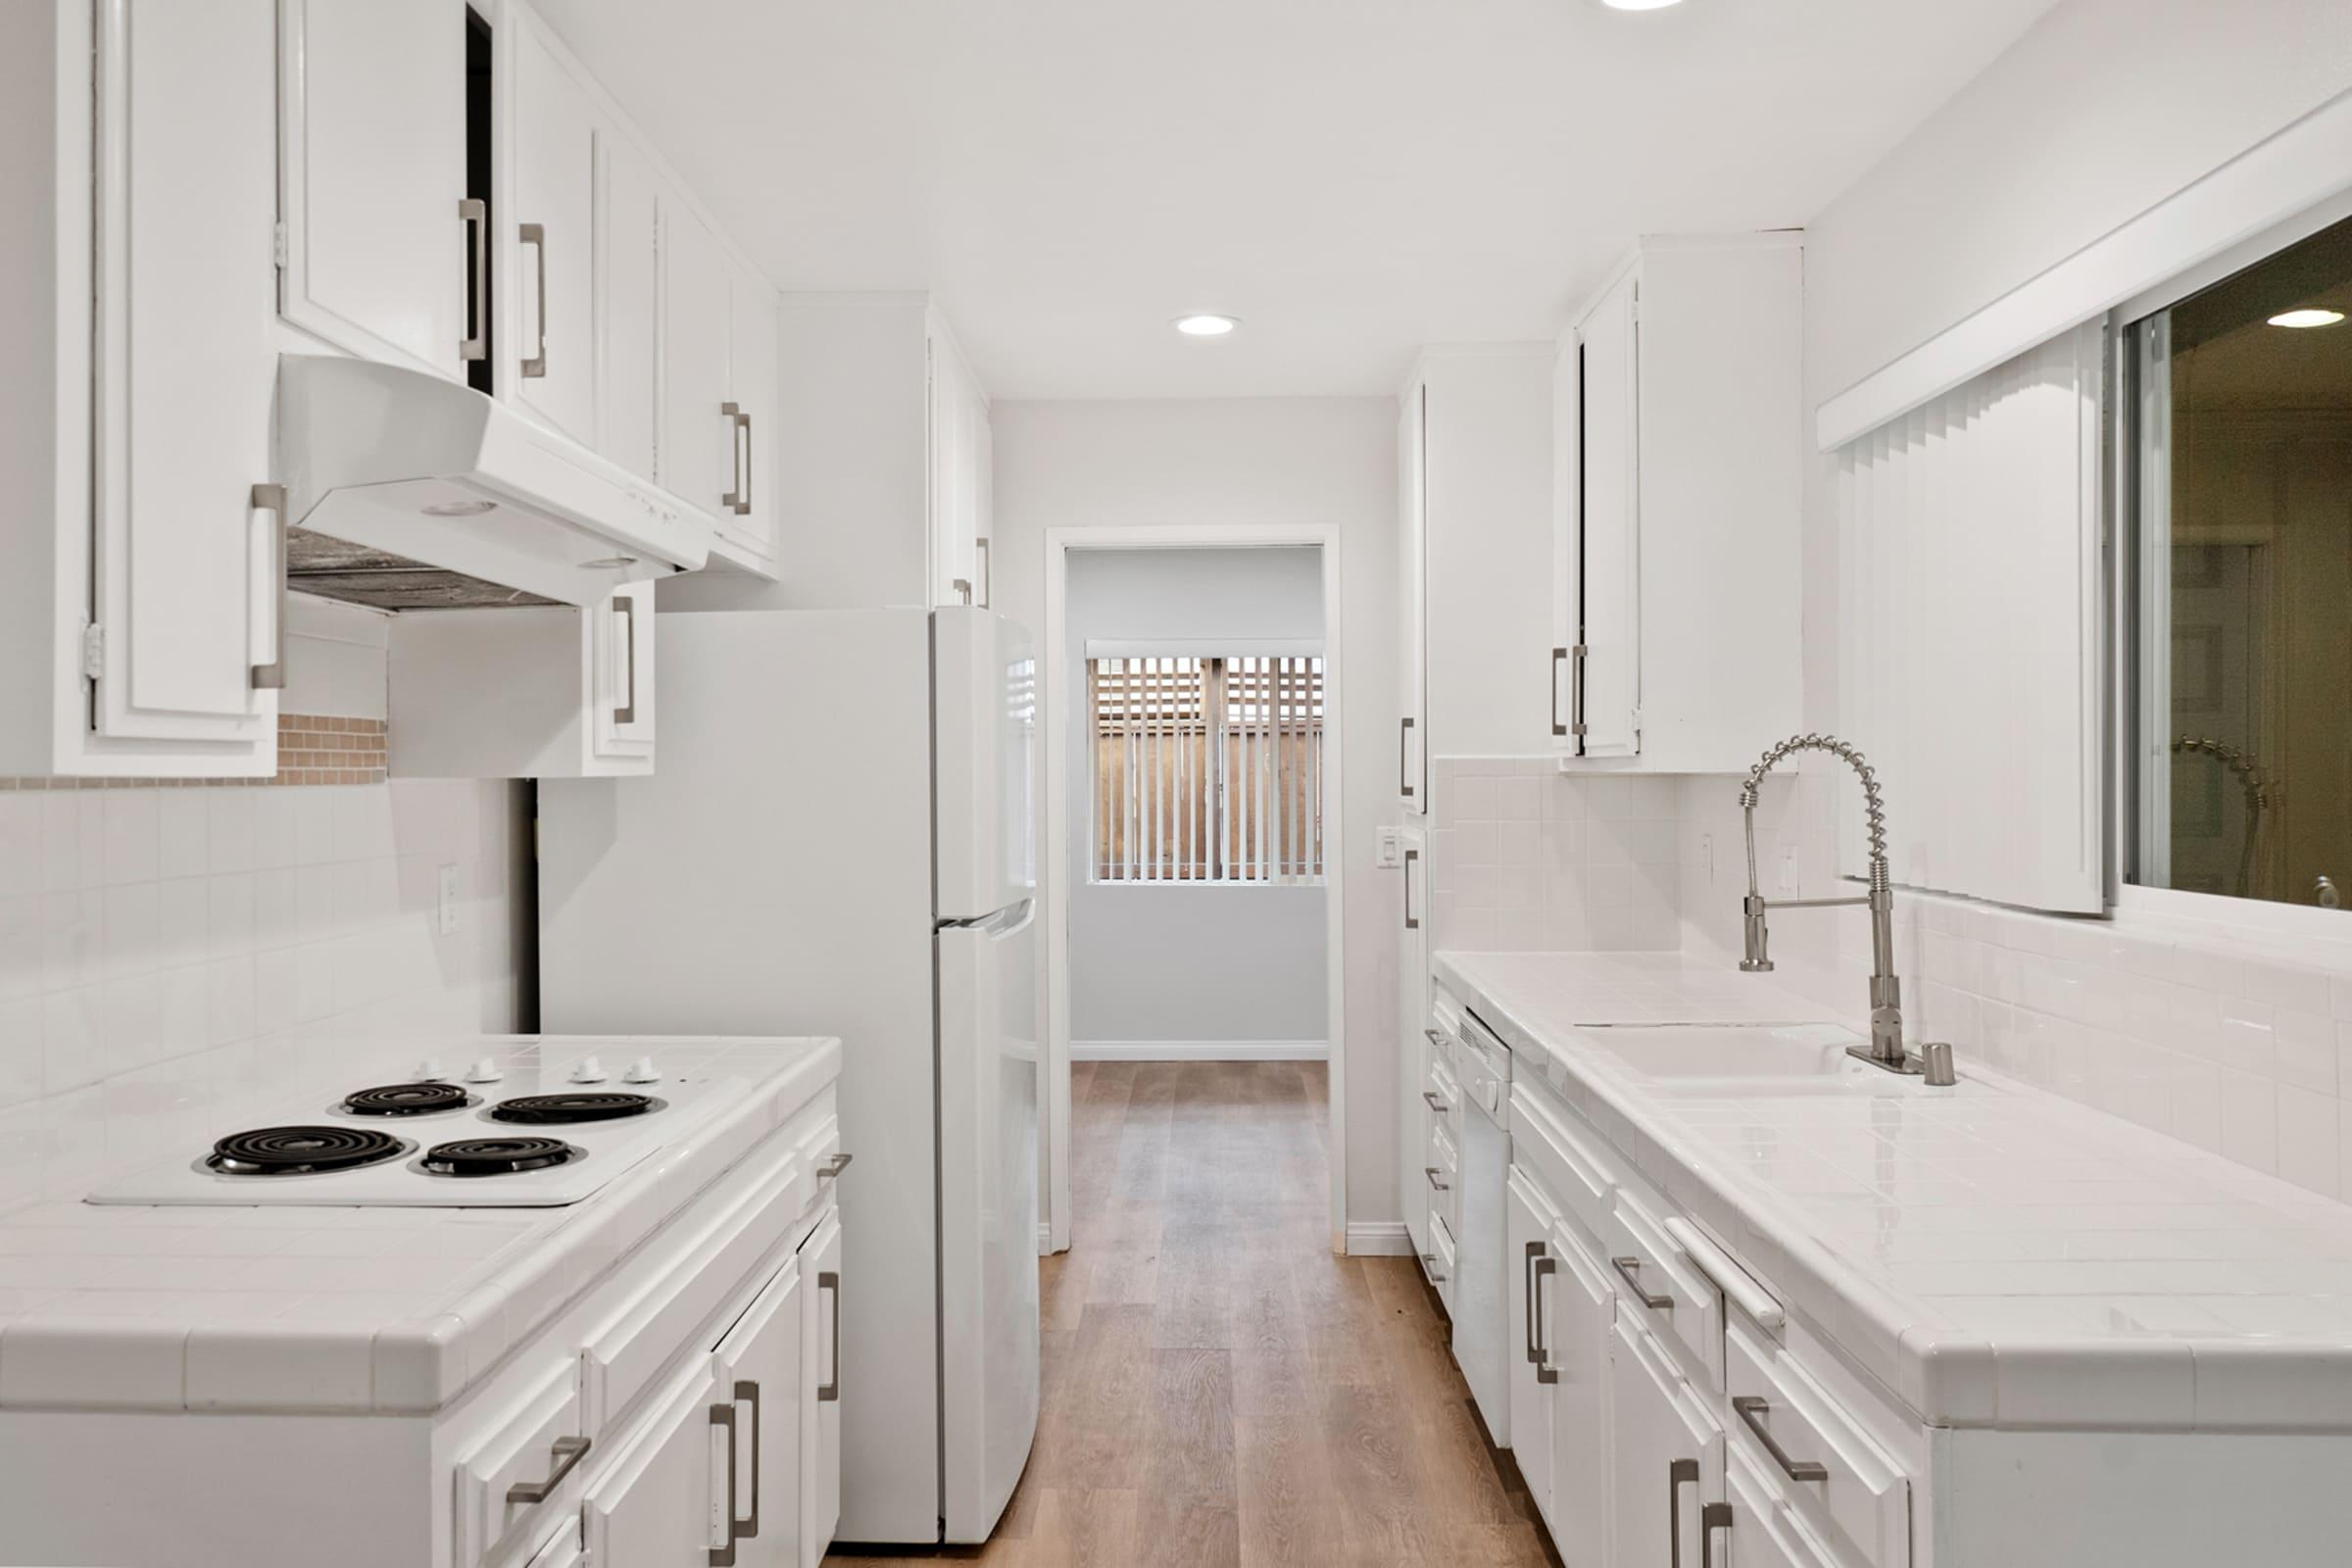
[507,12,600,447]
[929,318,990,608]
[598,129,661,485]
[0,0,278,778]
[1397,382,1429,810]
[1555,234,1803,773]
[278,0,471,380]
[660,194,738,528]
[1402,347,1556,775]
[718,258,782,568]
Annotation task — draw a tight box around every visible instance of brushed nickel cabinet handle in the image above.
[249,483,288,691]
[1668,1458,1699,1568]
[1733,1396,1829,1483]
[1524,1241,1544,1364]
[733,1379,762,1539]
[1525,1242,1559,1383]
[1398,716,1416,798]
[459,198,488,362]
[953,577,974,606]
[1612,1254,1673,1310]
[720,402,751,514]
[1424,1165,1448,1192]
[817,1270,842,1401]
[1424,1027,1447,1049]
[518,221,547,377]
[506,1434,589,1504]
[1403,848,1421,930]
[817,1152,853,1181]
[1550,646,1568,737]
[1570,644,1589,741]
[1419,1251,1447,1285]
[1702,1501,1733,1563]
[708,1402,739,1565]
[612,596,637,726]
[1422,1090,1447,1113]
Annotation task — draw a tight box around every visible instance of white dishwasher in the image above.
[1451,1007,1513,1447]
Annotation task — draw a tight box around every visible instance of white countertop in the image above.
[0,1035,840,1416]
[1437,950,2352,1433]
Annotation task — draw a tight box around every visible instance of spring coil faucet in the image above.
[1739,734,1949,1082]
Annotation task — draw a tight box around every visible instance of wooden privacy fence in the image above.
[1087,655,1325,883]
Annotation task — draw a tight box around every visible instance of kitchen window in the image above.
[1087,654,1325,884]
[2122,210,2352,910]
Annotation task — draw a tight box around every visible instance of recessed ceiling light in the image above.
[1173,314,1240,338]
[2268,308,2346,329]
[1598,0,1685,10]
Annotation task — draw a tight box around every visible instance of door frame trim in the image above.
[1040,523,1349,1253]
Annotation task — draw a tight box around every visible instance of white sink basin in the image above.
[1582,1022,1868,1083]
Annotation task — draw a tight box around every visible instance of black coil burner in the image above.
[488,1093,662,1126]
[341,1082,472,1117]
[420,1136,577,1177]
[209,1125,408,1176]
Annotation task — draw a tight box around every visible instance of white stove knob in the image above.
[622,1055,661,1084]
[410,1057,446,1082]
[569,1055,608,1084]
[464,1056,504,1084]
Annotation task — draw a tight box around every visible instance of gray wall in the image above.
[1064,546,1328,1050]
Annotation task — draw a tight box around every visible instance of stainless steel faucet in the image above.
[1739,734,1949,1082]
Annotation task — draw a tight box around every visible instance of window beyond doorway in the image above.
[1087,655,1325,884]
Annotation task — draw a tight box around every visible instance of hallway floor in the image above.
[829,1059,1558,1567]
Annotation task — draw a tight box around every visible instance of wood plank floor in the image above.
[828,1059,1559,1567]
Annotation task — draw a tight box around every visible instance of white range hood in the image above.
[276,354,714,610]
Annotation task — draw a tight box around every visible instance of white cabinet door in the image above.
[660,193,734,518]
[1546,1218,1614,1567]
[1607,1313,1722,1568]
[279,0,469,378]
[509,16,600,446]
[581,1357,728,1566]
[599,132,660,484]
[1397,380,1429,810]
[928,329,983,607]
[1505,1172,1556,1533]
[88,0,276,760]
[719,261,781,564]
[591,580,656,766]
[712,1257,805,1568]
[1573,270,1640,759]
[1398,827,1429,1259]
[799,1211,843,1567]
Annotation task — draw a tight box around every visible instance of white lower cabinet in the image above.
[712,1256,806,1565]
[801,1212,845,1567]
[1546,1218,1613,1564]
[1505,1173,1557,1532]
[583,1355,728,1564]
[1608,1312,1725,1568]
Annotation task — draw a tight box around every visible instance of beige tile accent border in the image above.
[0,714,388,789]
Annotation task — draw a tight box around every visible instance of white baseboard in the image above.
[1071,1039,1329,1062]
[1345,1221,1414,1256]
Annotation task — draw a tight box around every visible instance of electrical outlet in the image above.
[437,864,460,936]
[1776,846,1800,897]
[1374,827,1402,869]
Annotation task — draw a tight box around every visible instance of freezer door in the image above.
[935,904,1043,1542]
[935,609,1038,921]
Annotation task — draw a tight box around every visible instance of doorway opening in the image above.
[1042,530,1348,1255]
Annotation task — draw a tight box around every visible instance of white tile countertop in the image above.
[0,1035,839,1415]
[1437,950,2352,1432]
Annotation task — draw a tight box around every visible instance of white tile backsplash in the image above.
[1677,768,2352,1202]
[1432,759,1683,952]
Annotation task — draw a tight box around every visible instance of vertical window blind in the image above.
[1088,655,1325,884]
[1835,321,2105,913]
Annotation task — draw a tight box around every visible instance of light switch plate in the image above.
[1374,827,1402,869]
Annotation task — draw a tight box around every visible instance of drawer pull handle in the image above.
[1611,1255,1673,1310]
[817,1270,842,1401]
[1525,1242,1559,1385]
[506,1435,590,1505]
[1422,1090,1448,1113]
[818,1152,854,1182]
[1734,1396,1830,1483]
[1402,847,1421,929]
[709,1402,739,1565]
[1424,1027,1448,1049]
[1424,1165,1448,1192]
[733,1379,762,1540]
[1703,1502,1733,1561]
[1667,1457,1698,1568]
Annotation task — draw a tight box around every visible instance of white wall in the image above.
[990,397,1399,1220]
[1064,547,1327,1051]
[0,596,531,1206]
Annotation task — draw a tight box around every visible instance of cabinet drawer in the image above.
[1726,1320,1910,1568]
[1510,1078,1618,1245]
[1605,1186,1724,1390]
[581,1134,808,1430]
[1428,1210,1458,1316]
[453,1360,582,1568]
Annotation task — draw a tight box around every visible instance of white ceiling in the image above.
[531,0,2062,400]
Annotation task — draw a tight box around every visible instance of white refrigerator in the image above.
[538,608,1040,1546]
